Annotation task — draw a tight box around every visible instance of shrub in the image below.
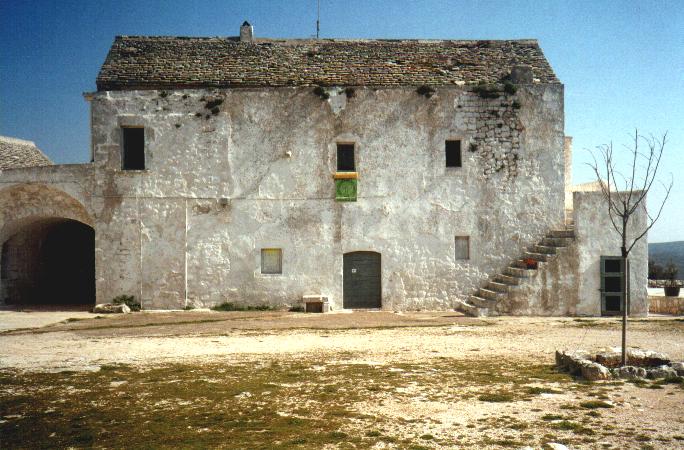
[579,400,614,409]
[416,85,435,98]
[472,83,501,99]
[112,295,141,312]
[313,86,330,100]
[503,81,517,95]
[211,302,276,312]
[204,98,224,110]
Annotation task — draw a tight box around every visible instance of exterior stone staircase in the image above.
[456,224,576,317]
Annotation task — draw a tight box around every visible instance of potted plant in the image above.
[523,257,538,270]
[663,262,680,297]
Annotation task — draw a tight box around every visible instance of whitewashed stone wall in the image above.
[573,191,648,316]
[86,85,565,310]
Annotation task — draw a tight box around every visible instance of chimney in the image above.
[240,21,253,43]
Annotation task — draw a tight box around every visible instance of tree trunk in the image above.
[621,255,629,366]
[621,216,629,367]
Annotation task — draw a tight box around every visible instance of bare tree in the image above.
[588,130,672,366]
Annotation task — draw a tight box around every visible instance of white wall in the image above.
[573,191,648,316]
[16,84,566,310]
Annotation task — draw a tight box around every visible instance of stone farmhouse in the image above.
[0,23,648,316]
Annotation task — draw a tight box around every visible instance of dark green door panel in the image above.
[343,252,381,308]
[601,256,625,316]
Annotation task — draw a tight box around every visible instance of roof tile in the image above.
[97,36,559,90]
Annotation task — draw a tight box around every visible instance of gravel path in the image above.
[1,311,682,371]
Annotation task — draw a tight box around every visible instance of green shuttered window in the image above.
[335,179,357,202]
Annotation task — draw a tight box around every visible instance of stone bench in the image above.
[302,295,330,313]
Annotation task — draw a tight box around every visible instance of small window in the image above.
[261,248,282,274]
[445,140,462,168]
[455,236,469,260]
[337,143,355,172]
[122,127,145,170]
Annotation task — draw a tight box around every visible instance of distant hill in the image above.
[649,241,684,277]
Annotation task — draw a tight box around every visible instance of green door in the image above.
[343,252,381,309]
[600,256,625,316]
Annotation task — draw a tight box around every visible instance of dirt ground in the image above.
[1,310,683,449]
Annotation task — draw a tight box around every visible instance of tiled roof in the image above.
[0,136,53,170]
[97,36,559,91]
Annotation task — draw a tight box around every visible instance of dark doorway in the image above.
[343,251,381,309]
[600,256,626,316]
[1,219,95,308]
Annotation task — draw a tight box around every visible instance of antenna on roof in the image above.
[316,0,320,39]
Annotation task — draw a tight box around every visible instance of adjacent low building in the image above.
[0,23,648,315]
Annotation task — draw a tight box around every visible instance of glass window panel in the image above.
[604,259,622,273]
[605,295,622,311]
[446,140,462,168]
[337,143,355,172]
[261,248,282,274]
[122,127,145,170]
[455,236,469,260]
[604,276,622,293]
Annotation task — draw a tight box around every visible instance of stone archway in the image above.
[0,184,95,308]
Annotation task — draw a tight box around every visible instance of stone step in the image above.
[495,274,522,285]
[541,237,573,247]
[486,281,510,293]
[479,288,506,301]
[470,295,497,309]
[513,257,546,269]
[523,252,549,262]
[530,244,557,255]
[547,229,575,239]
[454,300,488,317]
[504,266,533,278]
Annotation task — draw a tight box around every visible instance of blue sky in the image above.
[1,0,682,242]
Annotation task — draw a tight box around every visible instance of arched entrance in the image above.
[343,251,382,309]
[1,219,95,307]
[0,184,95,309]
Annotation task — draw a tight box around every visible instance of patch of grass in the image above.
[481,436,522,447]
[478,392,515,402]
[552,420,595,435]
[210,302,276,312]
[112,295,141,312]
[0,356,606,448]
[579,400,614,409]
[654,376,684,385]
[541,414,565,421]
[526,386,562,395]
[328,431,348,439]
[627,377,650,387]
